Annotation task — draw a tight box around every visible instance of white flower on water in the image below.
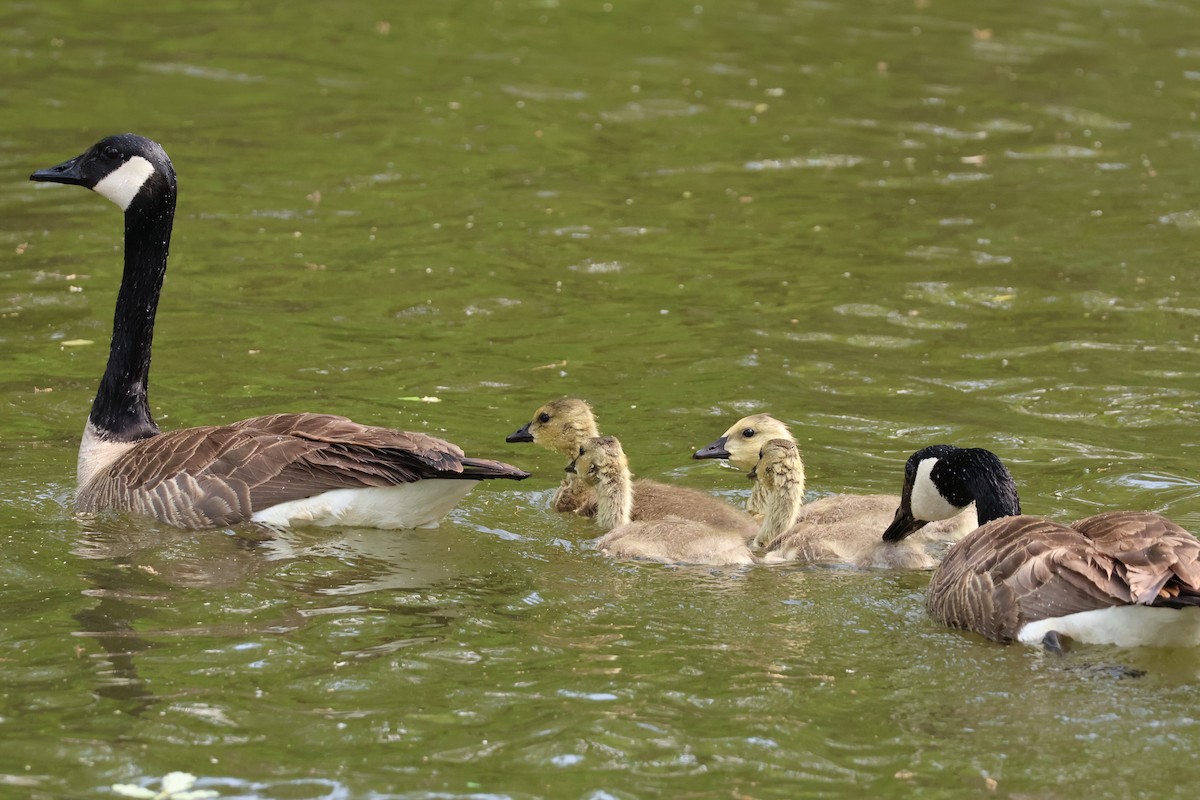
[111,771,219,799]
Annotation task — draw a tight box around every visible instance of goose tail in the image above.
[459,457,531,481]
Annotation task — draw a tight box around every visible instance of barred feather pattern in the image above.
[76,412,529,529]
[926,511,1200,643]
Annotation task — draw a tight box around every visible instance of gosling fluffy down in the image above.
[509,399,756,532]
[570,436,757,566]
[694,413,976,548]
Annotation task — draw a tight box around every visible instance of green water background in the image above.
[3,0,1200,797]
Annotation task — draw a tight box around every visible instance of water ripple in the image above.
[142,61,264,82]
[600,100,706,122]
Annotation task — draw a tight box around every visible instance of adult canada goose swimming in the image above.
[508,399,756,531]
[883,445,1200,647]
[750,439,934,569]
[568,435,756,565]
[695,414,976,540]
[30,134,528,530]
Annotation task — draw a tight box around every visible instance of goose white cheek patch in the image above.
[910,457,963,522]
[92,155,155,210]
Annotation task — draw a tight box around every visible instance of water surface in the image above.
[4,0,1200,797]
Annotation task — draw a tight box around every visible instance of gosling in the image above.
[568,436,757,566]
[695,413,976,545]
[752,440,935,569]
[509,399,756,532]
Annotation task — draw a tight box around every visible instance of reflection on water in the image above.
[65,515,496,732]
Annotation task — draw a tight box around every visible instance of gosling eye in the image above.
[578,446,585,456]
[741,427,755,438]
[538,412,551,424]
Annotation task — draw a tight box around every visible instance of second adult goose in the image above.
[883,445,1200,647]
[568,436,757,565]
[30,134,528,530]
[508,399,756,531]
[695,414,976,540]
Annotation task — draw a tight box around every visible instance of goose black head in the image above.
[883,444,1020,541]
[30,134,175,212]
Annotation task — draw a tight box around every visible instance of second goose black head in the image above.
[883,445,1021,541]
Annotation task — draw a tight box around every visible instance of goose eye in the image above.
[102,146,121,160]
[741,428,755,438]
[538,412,551,423]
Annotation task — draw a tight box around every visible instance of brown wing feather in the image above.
[928,513,1200,642]
[80,413,528,528]
[1071,511,1200,606]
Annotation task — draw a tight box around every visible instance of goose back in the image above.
[630,480,757,534]
[928,511,1200,643]
[76,412,526,530]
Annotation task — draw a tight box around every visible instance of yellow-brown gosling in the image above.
[509,400,756,531]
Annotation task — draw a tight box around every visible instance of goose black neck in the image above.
[955,448,1022,525]
[90,185,176,441]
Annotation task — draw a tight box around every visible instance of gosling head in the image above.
[694,413,796,472]
[748,438,801,488]
[30,133,176,213]
[565,435,626,487]
[506,398,600,459]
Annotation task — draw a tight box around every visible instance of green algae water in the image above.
[4,0,1200,797]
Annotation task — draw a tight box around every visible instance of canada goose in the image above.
[746,439,935,569]
[568,436,757,565]
[507,399,756,531]
[695,414,976,539]
[505,398,600,514]
[883,445,1200,647]
[30,134,528,530]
